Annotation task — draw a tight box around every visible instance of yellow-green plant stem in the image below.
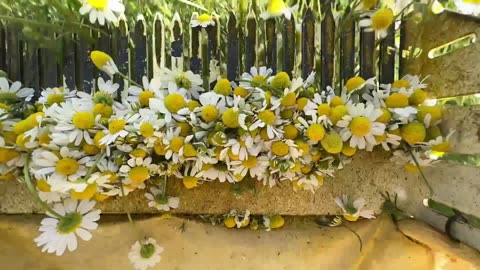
[117,72,143,88]
[118,177,134,224]
[407,146,433,196]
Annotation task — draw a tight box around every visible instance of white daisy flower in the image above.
[335,195,375,222]
[455,0,480,15]
[197,163,238,183]
[391,149,439,173]
[159,68,204,99]
[376,131,402,151]
[391,106,418,124]
[162,127,194,163]
[359,8,394,39]
[119,156,156,186]
[36,179,68,203]
[149,82,190,123]
[34,199,100,256]
[128,238,164,270]
[301,94,333,127]
[337,103,386,150]
[192,91,226,126]
[144,187,180,211]
[266,139,301,160]
[231,155,269,179]
[190,12,216,28]
[90,51,119,77]
[240,66,274,90]
[227,134,263,161]
[249,108,283,139]
[127,76,163,107]
[134,109,165,145]
[260,0,298,20]
[0,77,34,102]
[38,86,76,106]
[79,0,125,25]
[296,169,325,193]
[99,112,140,146]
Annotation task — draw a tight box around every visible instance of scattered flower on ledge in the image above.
[144,187,180,211]
[263,215,285,231]
[335,195,375,222]
[128,237,164,270]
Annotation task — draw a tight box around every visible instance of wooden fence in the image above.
[0,3,407,98]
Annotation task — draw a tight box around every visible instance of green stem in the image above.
[85,151,106,179]
[117,72,142,88]
[407,146,433,196]
[118,177,134,224]
[237,79,283,96]
[23,156,63,218]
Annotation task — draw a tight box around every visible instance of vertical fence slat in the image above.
[190,15,201,74]
[302,8,315,80]
[154,13,165,75]
[39,48,58,88]
[379,24,395,84]
[132,15,148,84]
[265,18,277,73]
[171,12,184,71]
[63,37,76,89]
[360,27,375,79]
[22,44,40,100]
[76,35,94,93]
[282,16,295,77]
[114,18,129,96]
[340,16,355,85]
[0,22,6,72]
[227,12,239,81]
[207,17,219,65]
[6,25,22,81]
[97,26,112,81]
[244,12,256,72]
[321,2,335,89]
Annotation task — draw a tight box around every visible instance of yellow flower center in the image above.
[281,92,296,107]
[252,75,267,86]
[283,124,298,139]
[350,117,372,136]
[83,144,100,155]
[280,109,294,119]
[224,216,236,228]
[296,97,309,111]
[269,215,285,229]
[233,87,249,98]
[140,122,155,138]
[170,137,184,153]
[345,76,366,93]
[177,122,192,137]
[0,148,20,163]
[317,104,331,116]
[371,8,394,31]
[94,131,107,148]
[330,96,344,107]
[108,119,126,134]
[342,145,357,156]
[56,158,80,176]
[187,100,200,111]
[392,79,411,89]
[164,93,186,113]
[214,79,232,96]
[183,176,199,189]
[36,179,51,192]
[242,156,258,169]
[268,0,287,15]
[258,110,276,125]
[321,132,343,154]
[270,72,291,89]
[198,13,212,23]
[183,143,197,157]
[295,140,309,156]
[47,94,65,106]
[272,141,290,157]
[90,51,111,69]
[128,166,150,184]
[375,108,391,124]
[417,105,442,124]
[306,123,325,142]
[385,93,409,108]
[154,141,168,156]
[374,132,387,143]
[201,105,219,122]
[409,89,427,105]
[93,104,113,121]
[222,108,240,128]
[73,112,95,130]
[301,165,312,174]
[130,149,147,158]
[88,0,108,10]
[139,90,155,107]
[71,183,98,200]
[38,131,51,145]
[401,122,426,144]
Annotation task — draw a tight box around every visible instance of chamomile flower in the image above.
[249,108,283,139]
[193,91,226,125]
[197,162,238,183]
[162,127,193,163]
[391,149,438,173]
[34,199,100,256]
[128,76,163,107]
[240,66,273,90]
[119,156,157,185]
[344,76,376,94]
[337,103,386,150]
[375,131,402,151]
[0,77,34,102]
[144,187,180,211]
[359,8,394,39]
[260,0,298,20]
[36,179,67,203]
[79,0,125,25]
[160,68,204,99]
[263,215,285,231]
[99,113,140,146]
[455,0,480,15]
[335,195,375,221]
[266,139,301,159]
[38,86,76,106]
[228,134,263,161]
[90,51,119,77]
[190,12,216,28]
[149,82,190,123]
[231,155,269,179]
[128,238,163,270]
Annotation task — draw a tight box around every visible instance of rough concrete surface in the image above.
[442,106,480,154]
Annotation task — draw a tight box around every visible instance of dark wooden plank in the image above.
[154,13,166,72]
[132,15,148,84]
[76,35,94,93]
[0,22,6,72]
[302,8,315,80]
[321,2,335,89]
[227,12,239,81]
[360,27,375,79]
[207,17,219,65]
[114,18,129,97]
[399,14,408,78]
[379,23,395,84]
[282,16,296,77]
[22,43,40,100]
[244,12,257,72]
[6,25,22,81]
[39,47,58,88]
[340,15,355,85]
[63,36,76,89]
[96,25,112,81]
[171,12,183,71]
[190,17,201,74]
[265,18,277,73]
